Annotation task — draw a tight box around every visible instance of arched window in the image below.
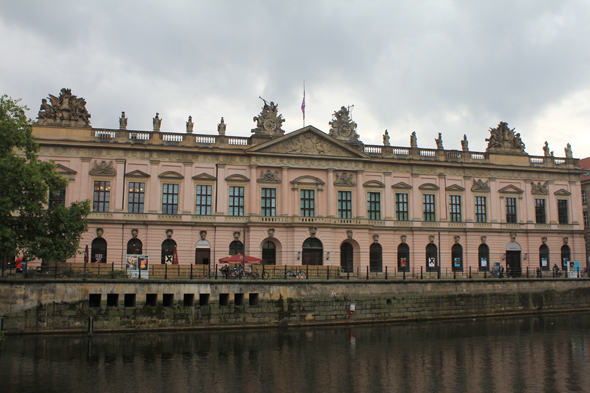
[539,244,549,271]
[229,241,244,256]
[561,245,571,270]
[91,238,107,263]
[370,243,383,273]
[340,243,353,273]
[302,237,323,266]
[426,243,437,272]
[478,244,489,271]
[161,239,176,264]
[127,238,143,255]
[452,244,463,272]
[398,243,410,272]
[262,241,276,265]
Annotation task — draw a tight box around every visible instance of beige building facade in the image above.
[33,89,586,275]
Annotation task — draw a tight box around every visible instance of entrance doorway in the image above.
[341,242,353,273]
[506,251,521,277]
[302,238,323,265]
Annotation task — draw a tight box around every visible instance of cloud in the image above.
[1,0,589,156]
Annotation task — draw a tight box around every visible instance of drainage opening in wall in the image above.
[163,294,174,307]
[107,294,119,307]
[387,299,392,305]
[199,293,210,306]
[249,293,259,306]
[146,293,157,307]
[234,293,244,306]
[125,294,136,307]
[89,294,101,308]
[183,294,194,307]
[219,293,229,307]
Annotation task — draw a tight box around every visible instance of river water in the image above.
[1,313,590,393]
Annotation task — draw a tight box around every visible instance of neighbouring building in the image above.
[581,157,590,266]
[31,89,586,276]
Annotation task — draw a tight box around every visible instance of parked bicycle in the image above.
[286,268,307,279]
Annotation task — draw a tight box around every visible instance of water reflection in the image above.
[2,313,590,393]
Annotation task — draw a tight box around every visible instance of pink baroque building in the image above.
[33,89,585,276]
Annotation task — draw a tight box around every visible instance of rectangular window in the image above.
[338,191,352,219]
[162,184,179,214]
[449,195,461,222]
[128,182,145,213]
[558,199,568,224]
[423,194,435,222]
[229,186,244,216]
[261,188,276,217]
[49,188,66,209]
[505,197,517,223]
[196,185,212,215]
[367,192,381,220]
[535,199,546,224]
[583,190,587,204]
[584,211,589,228]
[475,196,486,223]
[300,190,315,217]
[396,193,408,221]
[93,181,110,212]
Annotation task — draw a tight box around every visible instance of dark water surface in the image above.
[1,313,590,393]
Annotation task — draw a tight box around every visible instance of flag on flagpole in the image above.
[301,82,305,126]
[172,245,179,265]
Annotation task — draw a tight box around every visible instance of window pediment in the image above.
[418,183,440,190]
[291,175,325,191]
[192,173,216,181]
[471,179,490,193]
[158,171,184,179]
[498,184,524,194]
[392,182,412,189]
[446,184,465,192]
[225,174,250,182]
[126,169,150,178]
[554,189,571,196]
[55,163,77,175]
[89,160,116,176]
[363,180,385,188]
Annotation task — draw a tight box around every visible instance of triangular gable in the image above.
[498,184,524,194]
[446,184,465,192]
[192,173,216,181]
[363,180,385,188]
[225,174,249,182]
[418,183,440,190]
[247,125,369,159]
[554,189,571,196]
[158,171,184,179]
[392,181,412,189]
[55,163,77,175]
[126,169,150,178]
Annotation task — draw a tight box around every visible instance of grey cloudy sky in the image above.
[1,0,589,156]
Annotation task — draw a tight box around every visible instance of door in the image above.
[303,249,323,265]
[341,243,353,273]
[195,249,210,265]
[506,251,521,277]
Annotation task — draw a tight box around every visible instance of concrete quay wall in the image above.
[2,279,590,333]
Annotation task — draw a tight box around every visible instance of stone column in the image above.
[216,164,227,215]
[356,170,364,218]
[383,171,393,219]
[183,162,193,214]
[438,174,447,222]
[149,160,160,213]
[327,169,335,217]
[114,159,126,212]
[524,179,534,224]
[281,167,290,216]
[249,165,258,216]
[80,157,91,202]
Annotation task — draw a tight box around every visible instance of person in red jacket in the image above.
[15,256,23,273]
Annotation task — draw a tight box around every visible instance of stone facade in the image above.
[581,157,590,265]
[32,90,586,274]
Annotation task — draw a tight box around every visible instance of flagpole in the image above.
[302,80,306,128]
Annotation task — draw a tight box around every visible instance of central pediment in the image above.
[247,126,368,159]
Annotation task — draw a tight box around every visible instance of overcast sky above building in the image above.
[1,1,589,156]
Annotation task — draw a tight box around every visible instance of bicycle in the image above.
[286,268,306,279]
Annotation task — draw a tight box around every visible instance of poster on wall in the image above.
[453,258,461,267]
[480,258,487,267]
[541,258,548,267]
[428,257,435,267]
[126,254,149,279]
[400,258,407,267]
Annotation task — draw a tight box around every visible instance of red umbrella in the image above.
[218,254,263,264]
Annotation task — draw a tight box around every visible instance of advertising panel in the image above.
[126,254,149,279]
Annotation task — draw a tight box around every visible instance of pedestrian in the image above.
[15,256,23,273]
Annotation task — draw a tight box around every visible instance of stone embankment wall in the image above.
[1,279,590,333]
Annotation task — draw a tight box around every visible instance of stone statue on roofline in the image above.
[435,133,443,149]
[461,134,469,151]
[543,141,550,157]
[252,97,285,137]
[153,113,162,131]
[119,112,127,130]
[186,116,194,133]
[383,130,390,146]
[218,117,226,135]
[564,143,573,158]
[36,88,91,127]
[410,131,417,148]
[485,121,526,154]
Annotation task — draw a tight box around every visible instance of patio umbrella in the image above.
[218,254,263,264]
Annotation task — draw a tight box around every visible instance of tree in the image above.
[0,95,90,263]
